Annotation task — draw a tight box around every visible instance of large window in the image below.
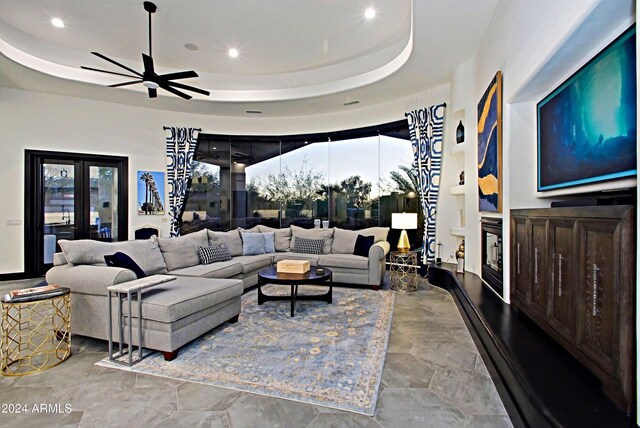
[180,121,421,248]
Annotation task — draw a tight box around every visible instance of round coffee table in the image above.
[257,266,332,317]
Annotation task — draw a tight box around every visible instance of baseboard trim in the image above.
[0,272,31,281]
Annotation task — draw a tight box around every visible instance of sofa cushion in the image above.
[273,252,320,266]
[257,225,291,252]
[46,264,137,296]
[240,231,266,255]
[318,254,369,270]
[331,228,358,254]
[198,244,232,264]
[353,235,375,257]
[208,230,243,257]
[58,238,167,274]
[292,237,324,255]
[331,227,390,254]
[104,252,147,279]
[290,225,333,254]
[125,277,243,323]
[358,227,390,243]
[156,229,208,271]
[169,260,243,279]
[233,254,274,274]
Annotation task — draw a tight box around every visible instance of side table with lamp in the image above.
[390,212,419,291]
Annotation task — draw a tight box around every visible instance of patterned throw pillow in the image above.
[198,244,232,264]
[292,237,324,255]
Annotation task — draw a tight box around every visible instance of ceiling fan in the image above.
[81,1,210,100]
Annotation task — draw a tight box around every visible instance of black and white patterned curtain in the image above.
[405,103,446,264]
[164,126,200,236]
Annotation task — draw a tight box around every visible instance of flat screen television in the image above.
[537,25,636,192]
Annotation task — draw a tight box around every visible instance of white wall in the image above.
[0,84,449,274]
[442,0,635,302]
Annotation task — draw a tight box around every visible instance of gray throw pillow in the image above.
[262,232,276,253]
[292,237,324,255]
[240,231,265,255]
[257,225,291,252]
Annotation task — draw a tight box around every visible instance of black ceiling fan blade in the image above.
[148,88,158,98]
[108,80,142,88]
[166,81,210,96]
[91,52,143,77]
[157,70,198,81]
[158,82,192,100]
[142,53,155,74]
[81,66,140,79]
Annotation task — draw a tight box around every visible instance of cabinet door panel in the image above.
[528,218,548,318]
[511,216,529,304]
[576,219,620,374]
[548,218,576,340]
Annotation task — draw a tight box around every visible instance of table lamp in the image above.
[391,212,417,253]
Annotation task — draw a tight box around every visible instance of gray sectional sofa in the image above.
[46,225,390,359]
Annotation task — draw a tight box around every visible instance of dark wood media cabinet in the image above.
[511,205,635,414]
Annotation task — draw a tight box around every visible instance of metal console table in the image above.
[107,275,176,366]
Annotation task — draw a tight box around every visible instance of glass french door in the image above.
[26,151,128,276]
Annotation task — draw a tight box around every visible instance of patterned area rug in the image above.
[97,284,395,415]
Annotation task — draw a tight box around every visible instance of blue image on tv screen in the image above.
[537,25,637,191]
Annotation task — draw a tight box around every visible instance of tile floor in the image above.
[0,278,512,428]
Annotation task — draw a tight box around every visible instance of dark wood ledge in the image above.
[427,263,633,428]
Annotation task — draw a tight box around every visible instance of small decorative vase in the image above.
[322,220,329,229]
[314,219,321,229]
[456,120,465,144]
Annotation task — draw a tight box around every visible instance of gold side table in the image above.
[1,288,71,376]
[390,251,418,292]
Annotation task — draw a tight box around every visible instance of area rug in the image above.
[97,284,395,415]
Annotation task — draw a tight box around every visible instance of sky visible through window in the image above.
[245,135,413,198]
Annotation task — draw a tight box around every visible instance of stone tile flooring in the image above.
[0,278,512,427]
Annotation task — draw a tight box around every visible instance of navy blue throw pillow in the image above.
[353,235,375,257]
[104,252,147,279]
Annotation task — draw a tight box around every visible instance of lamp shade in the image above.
[391,212,417,230]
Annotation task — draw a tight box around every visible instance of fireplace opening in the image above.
[481,218,503,296]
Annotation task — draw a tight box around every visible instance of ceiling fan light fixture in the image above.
[80,1,209,100]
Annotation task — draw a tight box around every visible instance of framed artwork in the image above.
[137,171,166,215]
[537,25,636,191]
[477,71,502,212]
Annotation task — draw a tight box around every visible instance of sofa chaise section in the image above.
[46,237,243,360]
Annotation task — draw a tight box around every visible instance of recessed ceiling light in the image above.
[228,48,239,58]
[364,8,376,20]
[184,43,199,51]
[51,18,65,28]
